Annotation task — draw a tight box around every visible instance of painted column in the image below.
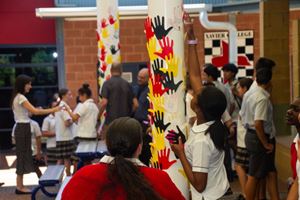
[145,0,189,198]
[96,0,121,97]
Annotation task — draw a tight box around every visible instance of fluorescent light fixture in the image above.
[36,4,209,19]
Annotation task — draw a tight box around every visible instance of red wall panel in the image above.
[0,0,56,45]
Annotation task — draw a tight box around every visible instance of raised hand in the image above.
[109,15,116,25]
[162,72,183,94]
[158,148,177,170]
[152,16,173,40]
[183,12,195,40]
[144,16,155,41]
[110,45,119,55]
[154,37,174,60]
[153,110,171,132]
[146,37,158,61]
[149,74,169,97]
[166,125,186,144]
[160,54,180,77]
[151,58,165,76]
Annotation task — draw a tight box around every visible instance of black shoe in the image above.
[15,189,31,195]
[0,182,4,187]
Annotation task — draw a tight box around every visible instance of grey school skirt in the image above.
[15,123,35,175]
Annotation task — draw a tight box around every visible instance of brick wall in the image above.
[63,11,300,106]
[64,21,98,107]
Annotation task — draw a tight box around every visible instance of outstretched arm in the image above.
[185,13,203,95]
[66,108,80,122]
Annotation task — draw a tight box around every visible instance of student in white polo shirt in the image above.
[234,78,253,198]
[55,88,75,176]
[170,14,230,199]
[171,86,230,200]
[243,68,279,200]
[239,57,276,200]
[42,100,58,165]
[66,83,99,141]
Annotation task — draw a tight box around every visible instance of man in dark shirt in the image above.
[100,63,137,128]
[134,68,149,128]
[133,68,151,166]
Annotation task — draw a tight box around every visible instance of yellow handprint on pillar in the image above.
[160,54,180,77]
[106,54,113,64]
[150,128,165,151]
[146,37,159,61]
[102,28,109,39]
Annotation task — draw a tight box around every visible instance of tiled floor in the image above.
[0,151,289,200]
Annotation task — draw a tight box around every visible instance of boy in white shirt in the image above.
[242,68,279,200]
[42,101,58,165]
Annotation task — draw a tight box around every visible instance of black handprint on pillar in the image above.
[162,72,183,94]
[110,45,119,55]
[152,58,165,77]
[151,16,173,40]
[153,111,170,132]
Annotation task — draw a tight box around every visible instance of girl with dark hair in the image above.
[234,78,253,198]
[66,83,99,140]
[12,74,61,194]
[170,14,230,200]
[55,88,75,176]
[62,117,184,200]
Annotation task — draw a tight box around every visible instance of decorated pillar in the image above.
[96,0,121,96]
[145,0,189,198]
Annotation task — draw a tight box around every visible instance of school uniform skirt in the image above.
[56,140,76,160]
[14,123,35,175]
[46,147,58,164]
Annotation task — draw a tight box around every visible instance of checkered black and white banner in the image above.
[204,30,254,79]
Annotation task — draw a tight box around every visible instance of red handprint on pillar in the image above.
[155,37,174,60]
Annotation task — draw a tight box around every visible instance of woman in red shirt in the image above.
[62,117,185,200]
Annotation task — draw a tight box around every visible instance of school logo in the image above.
[204,30,254,78]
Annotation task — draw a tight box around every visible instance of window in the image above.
[0,46,58,149]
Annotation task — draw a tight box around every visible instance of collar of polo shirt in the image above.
[100,155,146,167]
[257,85,270,98]
[191,121,215,133]
[84,99,94,103]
